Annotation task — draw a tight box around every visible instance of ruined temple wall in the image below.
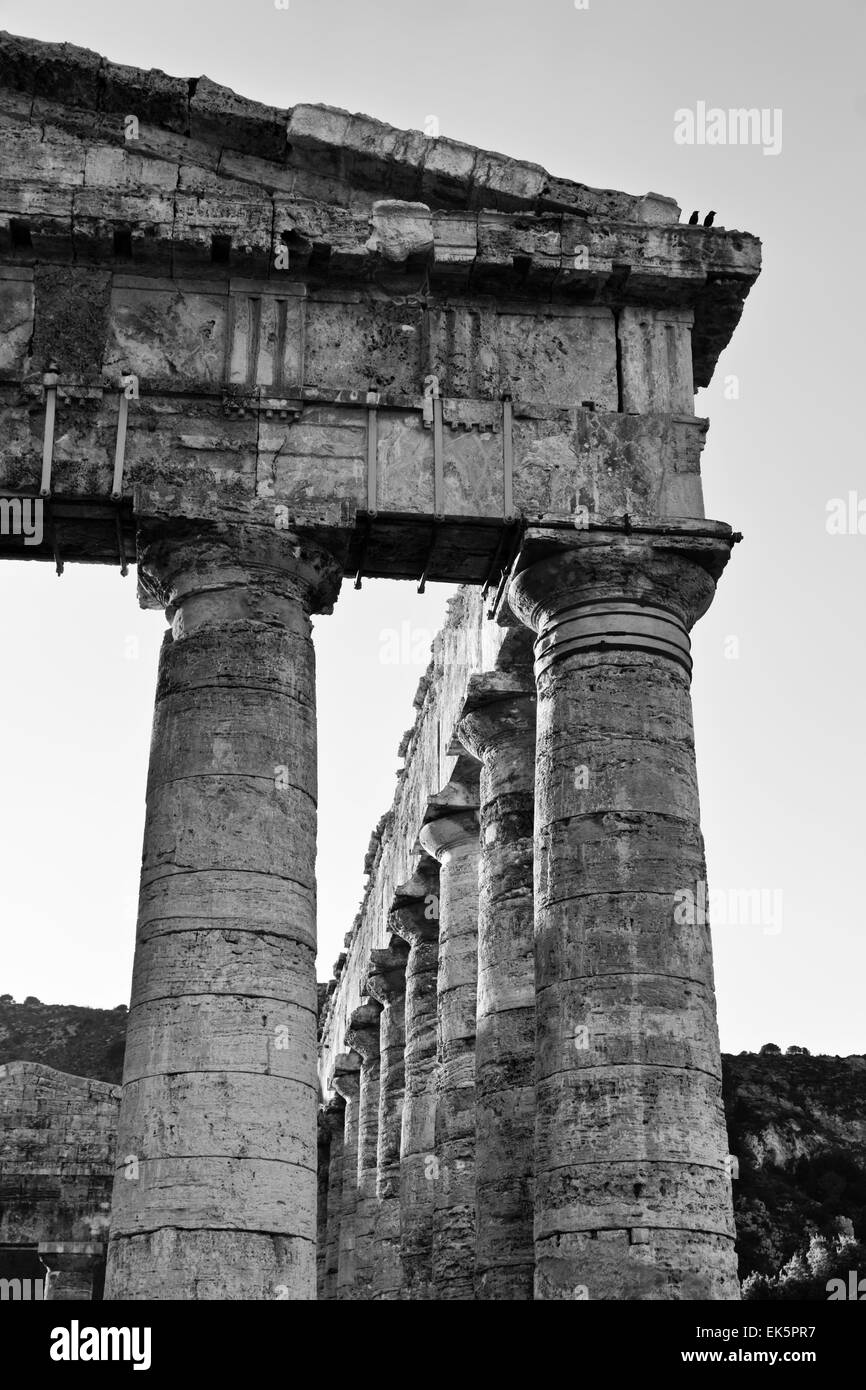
[318,585,507,1096]
[0,1060,119,1245]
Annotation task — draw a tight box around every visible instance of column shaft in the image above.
[345,1002,383,1300]
[419,812,480,1300]
[316,1112,330,1299]
[333,1052,361,1299]
[391,879,439,1300]
[510,529,740,1301]
[459,675,537,1300]
[105,525,341,1301]
[365,941,409,1300]
[322,1100,345,1301]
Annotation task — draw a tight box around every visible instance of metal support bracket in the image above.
[111,376,135,499]
[366,389,379,517]
[40,365,59,498]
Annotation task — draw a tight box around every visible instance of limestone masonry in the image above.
[0,30,761,1299]
[0,1062,119,1298]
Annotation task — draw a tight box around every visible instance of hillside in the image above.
[0,996,127,1084]
[723,1050,866,1280]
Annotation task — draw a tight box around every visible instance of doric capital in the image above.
[345,1001,383,1061]
[331,1051,362,1103]
[425,758,480,810]
[389,864,440,945]
[136,519,344,625]
[457,670,537,764]
[365,941,409,1005]
[508,525,734,679]
[418,809,479,865]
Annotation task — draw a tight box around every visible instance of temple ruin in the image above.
[0,1061,119,1299]
[0,31,761,1299]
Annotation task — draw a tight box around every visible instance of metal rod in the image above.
[481,519,515,600]
[40,368,58,497]
[487,518,526,620]
[112,390,130,500]
[366,394,379,514]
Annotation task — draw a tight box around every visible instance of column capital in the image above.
[418,809,479,864]
[457,670,537,764]
[345,1001,383,1061]
[389,864,440,945]
[425,758,480,810]
[332,1051,362,1103]
[508,525,734,678]
[365,941,409,1005]
[136,518,344,623]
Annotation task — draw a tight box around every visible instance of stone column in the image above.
[509,526,739,1301]
[332,1051,361,1299]
[322,1098,345,1301]
[40,1242,106,1300]
[458,672,537,1300]
[390,870,439,1300]
[365,939,409,1300]
[105,521,342,1302]
[345,1001,383,1300]
[316,1111,330,1299]
[418,810,480,1301]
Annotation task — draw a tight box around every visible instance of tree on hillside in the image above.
[743,1222,864,1300]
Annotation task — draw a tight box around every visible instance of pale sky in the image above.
[0,0,863,1056]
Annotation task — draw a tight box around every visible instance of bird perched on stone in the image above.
[688,210,699,224]
[703,210,716,227]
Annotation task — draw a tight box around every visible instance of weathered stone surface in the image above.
[364,941,409,1300]
[508,528,740,1300]
[41,1243,106,1301]
[366,200,433,262]
[0,34,761,580]
[318,589,513,1094]
[0,33,698,224]
[389,877,439,1300]
[0,30,761,1305]
[332,1052,362,1299]
[316,1110,330,1300]
[419,809,480,1301]
[344,1002,383,1299]
[104,524,343,1302]
[458,668,537,1300]
[321,1099,345,1301]
[0,1062,118,1250]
